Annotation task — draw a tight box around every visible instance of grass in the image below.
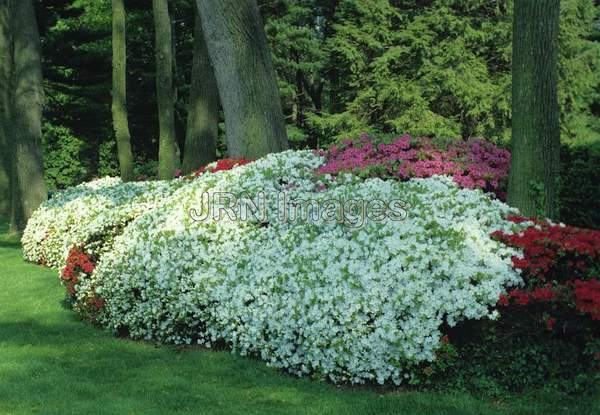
[0,220,598,414]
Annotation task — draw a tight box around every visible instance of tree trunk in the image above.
[195,0,288,158]
[182,10,218,173]
[111,0,134,182]
[153,0,179,179]
[508,0,560,219]
[0,1,11,217]
[9,0,47,231]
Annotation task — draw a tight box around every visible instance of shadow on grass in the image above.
[0,319,530,415]
[0,239,22,249]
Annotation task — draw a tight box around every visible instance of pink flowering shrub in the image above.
[317,133,510,198]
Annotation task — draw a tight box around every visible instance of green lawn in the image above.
[0,221,598,415]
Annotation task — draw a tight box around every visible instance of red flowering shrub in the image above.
[193,158,253,176]
[317,133,510,198]
[61,246,105,319]
[491,217,600,323]
[436,219,600,393]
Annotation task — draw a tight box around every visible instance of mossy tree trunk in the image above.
[195,0,288,158]
[508,0,561,219]
[111,0,134,182]
[0,1,11,217]
[182,10,219,173]
[8,0,47,231]
[152,0,179,179]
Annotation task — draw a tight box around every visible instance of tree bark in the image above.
[195,0,288,158]
[0,1,11,217]
[182,10,219,173]
[508,0,560,219]
[9,0,47,231]
[111,0,134,181]
[153,0,179,179]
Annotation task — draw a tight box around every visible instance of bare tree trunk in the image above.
[195,0,288,158]
[508,0,560,219]
[153,0,179,179]
[0,1,11,217]
[111,0,134,181]
[182,9,218,173]
[9,0,47,231]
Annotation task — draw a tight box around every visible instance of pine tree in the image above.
[153,0,179,179]
[182,9,219,173]
[195,0,288,158]
[7,0,48,231]
[508,0,561,218]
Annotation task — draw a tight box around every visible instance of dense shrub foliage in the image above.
[493,218,600,328]
[441,219,600,393]
[21,178,185,268]
[560,144,600,230]
[317,134,509,198]
[26,150,523,385]
[21,141,600,391]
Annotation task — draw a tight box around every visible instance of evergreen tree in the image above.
[7,0,48,231]
[196,0,289,158]
[182,9,218,173]
[111,0,134,181]
[153,0,179,179]
[508,0,561,218]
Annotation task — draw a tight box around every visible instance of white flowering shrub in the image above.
[84,150,524,385]
[21,177,186,268]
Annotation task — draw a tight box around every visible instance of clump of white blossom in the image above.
[84,150,525,385]
[21,177,186,267]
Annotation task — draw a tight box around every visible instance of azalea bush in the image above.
[192,158,253,175]
[61,246,104,320]
[440,218,600,394]
[82,150,525,385]
[21,142,599,391]
[492,217,600,322]
[21,177,185,268]
[317,134,510,199]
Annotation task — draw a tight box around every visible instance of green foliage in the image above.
[42,123,87,189]
[439,320,600,397]
[560,142,600,229]
[98,138,119,177]
[261,0,600,146]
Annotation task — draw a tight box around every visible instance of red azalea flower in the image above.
[509,290,530,306]
[62,266,74,280]
[82,262,95,274]
[498,294,509,306]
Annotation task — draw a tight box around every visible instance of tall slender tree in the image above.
[153,0,179,179]
[111,0,134,181]
[8,0,47,231]
[508,0,561,219]
[182,9,219,173]
[195,0,288,158]
[0,0,11,217]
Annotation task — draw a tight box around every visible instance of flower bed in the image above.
[21,177,186,268]
[22,140,598,389]
[492,218,600,335]
[317,134,510,198]
[83,150,523,384]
